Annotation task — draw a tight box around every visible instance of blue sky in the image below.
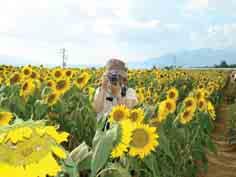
[0,0,235,66]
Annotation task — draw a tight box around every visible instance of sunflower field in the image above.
[0,64,233,177]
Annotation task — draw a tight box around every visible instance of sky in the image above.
[0,0,235,66]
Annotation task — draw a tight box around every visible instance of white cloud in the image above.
[187,0,209,10]
[0,0,164,65]
[185,0,236,13]
[191,24,236,48]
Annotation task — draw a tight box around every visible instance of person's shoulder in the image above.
[127,88,137,96]
[127,88,136,92]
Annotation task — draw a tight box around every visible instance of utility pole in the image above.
[60,48,68,68]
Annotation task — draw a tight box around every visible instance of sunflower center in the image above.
[131,129,149,148]
[31,72,37,78]
[55,71,62,78]
[169,92,176,99]
[24,69,30,75]
[10,74,20,84]
[196,92,202,100]
[185,100,193,107]
[113,110,125,121]
[48,94,57,103]
[77,77,84,84]
[66,71,72,77]
[56,80,66,90]
[0,134,51,166]
[183,111,191,118]
[23,82,29,91]
[165,102,172,111]
[47,81,53,87]
[130,112,138,121]
[199,101,204,108]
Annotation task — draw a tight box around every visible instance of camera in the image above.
[107,71,127,97]
[107,72,120,86]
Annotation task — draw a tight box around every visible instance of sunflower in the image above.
[111,120,133,158]
[20,79,35,97]
[74,72,91,89]
[46,79,56,89]
[198,98,207,112]
[109,105,130,123]
[161,99,176,114]
[54,79,70,95]
[52,68,64,80]
[129,123,159,159]
[8,72,22,85]
[183,97,197,111]
[44,92,60,106]
[129,108,144,123]
[30,71,39,80]
[195,89,204,100]
[167,88,179,101]
[0,120,69,177]
[64,69,74,78]
[157,99,176,122]
[179,109,195,124]
[0,112,13,126]
[207,101,216,120]
[22,66,32,77]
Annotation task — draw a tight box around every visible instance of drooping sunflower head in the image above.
[198,98,207,112]
[129,123,159,159]
[111,120,133,158]
[44,92,60,106]
[46,79,56,89]
[184,97,197,111]
[179,109,195,124]
[109,105,130,123]
[54,79,70,94]
[195,89,204,100]
[128,108,144,123]
[0,112,13,126]
[0,120,69,177]
[30,71,39,80]
[167,88,179,101]
[20,79,36,97]
[8,72,22,85]
[22,66,32,77]
[74,72,91,89]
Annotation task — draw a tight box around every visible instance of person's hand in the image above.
[111,84,121,97]
[101,75,109,92]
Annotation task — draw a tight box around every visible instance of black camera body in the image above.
[107,73,120,86]
[107,72,127,97]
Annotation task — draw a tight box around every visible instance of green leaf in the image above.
[90,126,118,177]
[34,100,48,120]
[69,142,91,166]
[63,156,79,177]
[100,163,131,177]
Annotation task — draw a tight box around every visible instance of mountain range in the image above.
[128,48,236,68]
[0,48,236,68]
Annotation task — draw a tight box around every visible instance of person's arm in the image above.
[92,75,108,113]
[93,88,106,113]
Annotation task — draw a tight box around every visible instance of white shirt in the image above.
[94,87,138,120]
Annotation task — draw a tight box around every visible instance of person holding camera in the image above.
[93,59,138,120]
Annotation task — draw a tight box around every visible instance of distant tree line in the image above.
[214,60,236,68]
